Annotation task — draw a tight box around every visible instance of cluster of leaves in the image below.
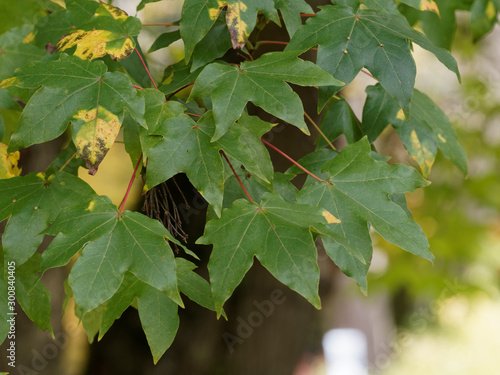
[0,0,486,362]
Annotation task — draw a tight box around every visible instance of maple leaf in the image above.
[296,138,432,292]
[95,258,219,362]
[399,0,440,14]
[0,172,95,268]
[190,51,343,140]
[159,61,203,97]
[286,3,460,111]
[0,54,145,173]
[273,0,314,37]
[0,25,45,81]
[33,0,99,47]
[363,83,467,176]
[181,0,279,59]
[318,98,362,146]
[0,251,52,342]
[57,3,142,61]
[0,143,20,178]
[197,192,341,315]
[42,196,183,314]
[145,110,274,216]
[470,0,498,42]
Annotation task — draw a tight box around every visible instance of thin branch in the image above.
[132,84,143,90]
[134,47,158,90]
[361,69,375,79]
[255,40,288,48]
[119,155,143,214]
[58,152,78,172]
[220,150,254,203]
[304,111,336,150]
[261,138,325,183]
[254,40,317,51]
[186,112,202,118]
[142,23,177,27]
[167,82,195,100]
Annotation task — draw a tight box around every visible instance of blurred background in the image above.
[1,0,500,374]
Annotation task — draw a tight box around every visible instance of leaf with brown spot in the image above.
[57,3,142,61]
[181,0,279,59]
[3,54,145,160]
[72,106,121,175]
[362,84,467,176]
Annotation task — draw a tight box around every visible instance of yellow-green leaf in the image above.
[0,143,20,179]
[57,3,142,61]
[72,106,121,175]
[57,29,135,61]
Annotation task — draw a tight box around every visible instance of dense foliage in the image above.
[2,0,492,362]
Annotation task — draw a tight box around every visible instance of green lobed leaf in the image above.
[94,271,179,362]
[287,3,460,111]
[145,112,225,214]
[318,98,362,146]
[217,112,274,183]
[56,3,142,61]
[138,89,186,159]
[34,0,99,47]
[137,0,163,11]
[470,0,498,42]
[146,110,274,215]
[362,83,401,142]
[197,192,340,315]
[148,30,181,53]
[180,0,280,59]
[273,0,313,37]
[180,0,219,61]
[0,172,95,267]
[296,138,432,292]
[137,282,179,364]
[0,25,46,82]
[191,21,232,72]
[2,54,145,172]
[159,61,203,97]
[97,272,141,339]
[363,83,468,176]
[397,0,440,13]
[190,51,343,140]
[120,38,154,88]
[97,258,221,346]
[42,195,183,314]
[45,143,85,177]
[287,5,416,114]
[15,254,52,334]
[0,248,10,343]
[175,258,223,316]
[420,0,457,50]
